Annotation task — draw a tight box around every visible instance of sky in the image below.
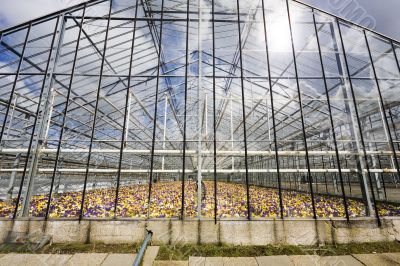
[0,0,399,41]
[303,0,400,41]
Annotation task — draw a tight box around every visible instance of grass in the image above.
[1,241,399,260]
[0,243,140,254]
[155,241,400,260]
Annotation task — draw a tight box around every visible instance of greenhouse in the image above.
[0,0,400,223]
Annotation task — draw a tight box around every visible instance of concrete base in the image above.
[0,217,399,245]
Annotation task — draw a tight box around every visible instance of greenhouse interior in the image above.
[0,0,400,223]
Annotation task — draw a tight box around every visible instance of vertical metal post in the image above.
[45,10,85,220]
[390,40,400,156]
[336,20,380,225]
[113,0,139,219]
[288,159,293,190]
[266,94,271,144]
[12,21,57,218]
[313,11,349,221]
[44,88,56,145]
[181,0,190,219]
[79,1,113,220]
[292,157,297,190]
[235,0,251,220]
[0,25,31,147]
[125,92,132,145]
[364,32,400,184]
[366,116,384,199]
[322,155,329,193]
[328,21,370,209]
[205,93,208,140]
[375,153,388,199]
[312,157,318,193]
[162,94,168,170]
[286,0,317,219]
[345,157,353,195]
[20,17,61,217]
[7,153,21,199]
[196,0,203,219]
[211,0,218,223]
[230,96,234,170]
[5,95,18,141]
[261,0,284,218]
[388,108,400,158]
[147,0,165,217]
[20,85,55,216]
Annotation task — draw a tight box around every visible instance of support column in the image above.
[45,11,83,220]
[162,94,168,170]
[230,95,234,171]
[20,17,63,217]
[7,99,27,200]
[125,92,132,146]
[21,87,58,216]
[5,96,18,142]
[329,21,373,216]
[197,0,203,218]
[336,20,380,222]
[44,88,55,145]
[7,154,21,200]
[366,115,384,199]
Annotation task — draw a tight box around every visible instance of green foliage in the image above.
[156,242,400,260]
[1,241,399,259]
[0,243,139,254]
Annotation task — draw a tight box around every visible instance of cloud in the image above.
[0,0,85,30]
[302,0,400,40]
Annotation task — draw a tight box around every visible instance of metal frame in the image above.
[0,0,399,224]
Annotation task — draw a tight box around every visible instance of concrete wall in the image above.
[0,217,399,246]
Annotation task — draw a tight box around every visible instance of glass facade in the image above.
[0,0,399,222]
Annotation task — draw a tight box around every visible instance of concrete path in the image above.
[0,253,136,266]
[182,254,400,266]
[143,246,160,266]
[1,253,400,265]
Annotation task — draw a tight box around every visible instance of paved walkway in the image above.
[183,253,400,266]
[0,252,399,266]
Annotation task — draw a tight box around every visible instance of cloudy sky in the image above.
[0,0,399,40]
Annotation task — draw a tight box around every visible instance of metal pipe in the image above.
[133,229,153,266]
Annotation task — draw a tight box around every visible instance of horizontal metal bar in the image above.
[0,168,396,173]
[0,148,396,156]
[2,0,398,46]
[4,73,397,81]
[64,16,254,23]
